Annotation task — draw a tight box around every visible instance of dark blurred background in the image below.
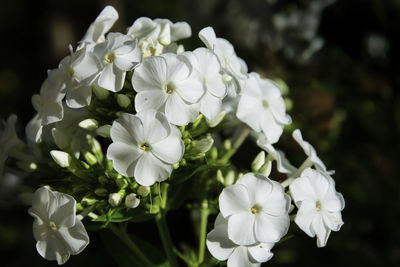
[1,0,399,266]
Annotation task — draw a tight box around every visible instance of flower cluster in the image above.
[0,5,345,266]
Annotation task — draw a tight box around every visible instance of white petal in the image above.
[236,173,273,206]
[151,130,184,164]
[110,113,144,145]
[219,184,251,218]
[107,142,143,177]
[294,200,317,237]
[254,212,289,243]
[163,53,190,82]
[98,63,125,92]
[66,85,92,108]
[136,110,170,143]
[135,90,168,112]
[40,69,67,102]
[206,74,226,98]
[236,94,264,132]
[165,93,199,126]
[36,233,71,265]
[30,187,52,221]
[260,111,283,144]
[42,101,64,125]
[311,214,331,247]
[247,243,274,263]
[227,246,259,267]
[228,213,256,245]
[26,114,43,143]
[57,218,89,255]
[199,27,216,50]
[259,181,290,216]
[134,152,172,186]
[71,51,101,84]
[206,224,236,261]
[48,191,76,228]
[132,56,167,92]
[168,21,191,41]
[114,45,141,71]
[175,77,204,103]
[81,5,119,43]
[200,91,222,121]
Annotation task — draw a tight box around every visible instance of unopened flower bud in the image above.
[223,139,232,150]
[225,170,235,186]
[93,84,110,100]
[98,176,108,185]
[125,193,140,209]
[259,160,272,177]
[251,151,265,172]
[96,125,111,138]
[95,188,108,197]
[16,161,37,172]
[216,169,224,184]
[210,147,218,160]
[50,150,72,168]
[108,193,122,207]
[116,178,128,189]
[81,197,98,206]
[137,186,150,197]
[207,111,226,127]
[159,23,171,45]
[79,119,99,131]
[193,134,214,153]
[115,94,131,108]
[83,151,97,165]
[176,44,185,54]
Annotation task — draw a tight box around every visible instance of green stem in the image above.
[109,223,153,267]
[155,183,179,267]
[197,199,210,265]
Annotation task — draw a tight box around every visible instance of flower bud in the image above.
[98,176,108,185]
[95,188,108,197]
[216,169,224,184]
[224,170,235,186]
[207,111,226,127]
[79,119,99,131]
[259,160,272,177]
[176,44,185,54]
[16,161,37,172]
[137,186,150,197]
[193,134,214,153]
[83,151,97,165]
[223,139,232,150]
[93,85,110,100]
[50,150,72,168]
[116,178,128,189]
[81,197,98,206]
[96,125,111,138]
[251,151,265,172]
[115,94,131,108]
[108,193,122,207]
[125,193,140,209]
[210,147,218,160]
[159,23,171,45]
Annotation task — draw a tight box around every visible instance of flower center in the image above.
[262,99,269,109]
[165,82,176,94]
[105,51,116,63]
[140,142,152,152]
[250,204,262,214]
[49,221,58,231]
[316,200,322,211]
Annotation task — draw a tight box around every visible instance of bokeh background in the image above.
[1,0,399,266]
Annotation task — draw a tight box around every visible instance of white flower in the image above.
[236,73,291,144]
[207,213,274,267]
[219,173,290,245]
[28,187,89,265]
[50,150,72,168]
[256,133,296,174]
[80,5,119,44]
[289,168,344,247]
[127,17,191,57]
[60,47,102,108]
[132,53,204,126]
[292,129,333,174]
[181,48,227,121]
[108,193,122,207]
[107,110,184,186]
[199,27,248,82]
[0,114,22,178]
[94,32,141,92]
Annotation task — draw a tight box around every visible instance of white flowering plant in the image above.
[0,6,345,267]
